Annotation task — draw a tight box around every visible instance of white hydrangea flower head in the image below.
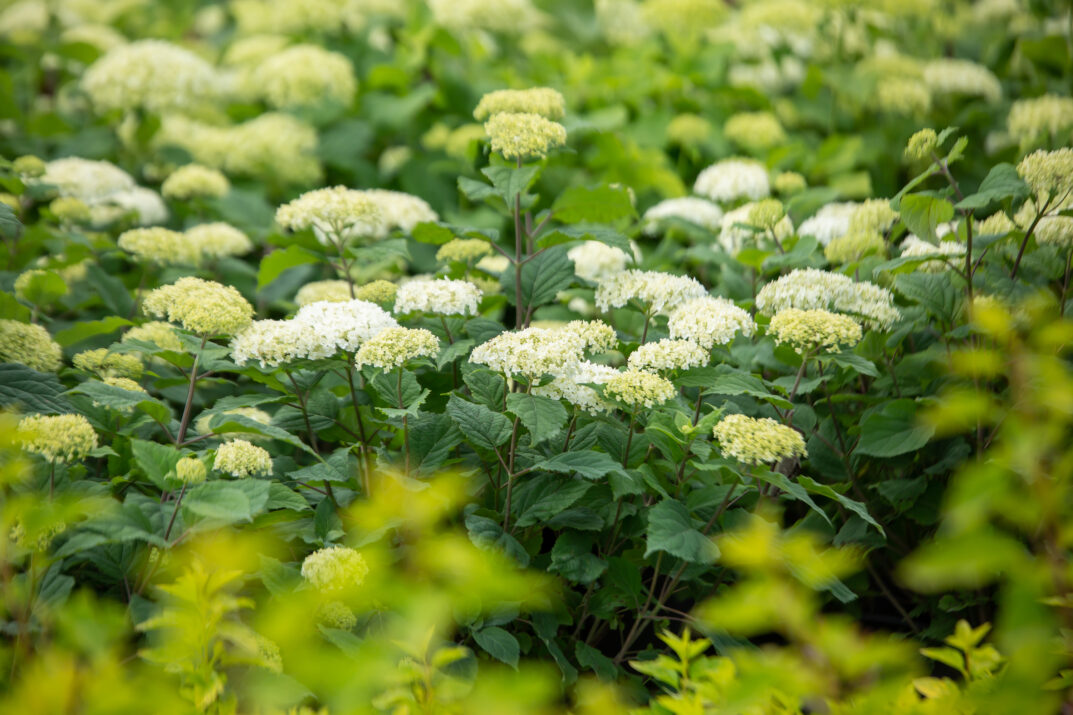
[354,327,440,370]
[230,319,321,367]
[293,299,399,355]
[532,361,618,415]
[898,236,966,272]
[364,189,438,237]
[768,308,862,354]
[603,369,676,408]
[38,157,135,202]
[627,338,708,373]
[667,296,756,349]
[1035,215,1073,248]
[428,0,544,34]
[713,414,806,465]
[231,0,351,34]
[718,201,794,256]
[301,545,369,593]
[393,278,482,316]
[473,87,565,121]
[469,324,609,380]
[797,202,858,246]
[755,269,901,330]
[723,111,786,152]
[594,270,707,315]
[922,58,1002,103]
[161,164,230,200]
[118,227,200,266]
[295,280,353,306]
[693,158,770,204]
[247,44,356,115]
[1007,95,1073,147]
[568,241,635,282]
[82,39,219,113]
[214,439,273,478]
[16,414,98,464]
[276,186,385,246]
[100,186,169,227]
[642,197,723,235]
[185,222,253,261]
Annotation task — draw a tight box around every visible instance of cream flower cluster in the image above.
[276,186,385,245]
[364,190,439,237]
[82,39,219,113]
[755,269,901,330]
[603,369,676,408]
[295,280,353,306]
[73,348,143,380]
[532,361,618,415]
[161,164,230,201]
[214,439,273,478]
[469,321,615,380]
[0,319,63,371]
[1017,148,1073,203]
[595,270,707,314]
[230,0,359,35]
[143,277,254,336]
[436,238,492,264]
[768,308,862,354]
[848,199,898,234]
[175,456,207,484]
[293,300,399,354]
[118,227,199,265]
[568,241,635,282]
[1036,215,1073,248]
[355,280,398,304]
[16,414,98,463]
[394,278,482,316]
[642,197,724,235]
[101,377,146,400]
[473,87,565,121]
[719,201,794,255]
[186,223,254,261]
[123,321,182,352]
[484,112,567,161]
[627,339,708,373]
[797,202,857,246]
[667,296,756,349]
[428,0,544,34]
[922,58,1002,103]
[354,327,440,370]
[230,320,324,368]
[1007,95,1073,146]
[712,414,806,465]
[666,113,712,146]
[899,236,966,272]
[824,231,885,264]
[317,600,357,630]
[301,545,369,593]
[693,159,770,204]
[37,157,167,227]
[247,44,356,114]
[723,111,786,152]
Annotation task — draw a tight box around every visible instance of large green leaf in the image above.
[536,451,627,480]
[856,399,934,457]
[446,395,512,451]
[645,499,716,563]
[0,363,74,414]
[549,531,607,584]
[500,246,576,309]
[257,245,323,290]
[516,477,592,528]
[751,469,830,525]
[955,163,1029,211]
[481,165,541,205]
[130,439,183,489]
[506,392,567,446]
[54,316,132,347]
[899,194,954,243]
[550,185,636,223]
[797,476,884,535]
[473,626,520,669]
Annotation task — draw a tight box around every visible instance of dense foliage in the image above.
[1,0,1073,712]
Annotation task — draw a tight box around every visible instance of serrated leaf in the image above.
[955,163,1029,210]
[645,499,716,563]
[473,626,519,669]
[446,394,512,451]
[0,202,21,239]
[550,531,607,583]
[411,221,456,245]
[500,246,575,309]
[797,476,884,535]
[536,451,626,480]
[0,363,75,414]
[856,399,934,457]
[823,352,879,377]
[130,439,183,489]
[899,194,954,243]
[481,165,541,205]
[516,478,592,527]
[506,392,567,446]
[54,316,132,347]
[751,469,831,525]
[257,245,323,290]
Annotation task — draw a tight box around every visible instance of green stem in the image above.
[174,336,207,446]
[397,368,409,475]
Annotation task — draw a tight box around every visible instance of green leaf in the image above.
[823,352,879,377]
[481,165,541,205]
[550,531,607,584]
[465,512,529,566]
[796,476,884,535]
[463,368,506,409]
[537,226,633,255]
[183,480,270,524]
[411,221,456,245]
[550,185,636,223]
[408,412,462,474]
[130,439,183,489]
[955,163,1029,211]
[536,451,627,480]
[500,246,575,308]
[0,202,22,239]
[0,363,74,414]
[506,392,568,446]
[258,245,323,290]
[516,478,593,528]
[446,394,512,451]
[473,626,519,669]
[751,469,831,525]
[85,263,133,316]
[899,194,954,243]
[645,499,716,563]
[289,447,353,484]
[54,316,132,347]
[893,273,958,323]
[208,414,317,456]
[69,380,168,414]
[697,369,792,409]
[266,483,310,511]
[575,641,617,681]
[856,399,935,458]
